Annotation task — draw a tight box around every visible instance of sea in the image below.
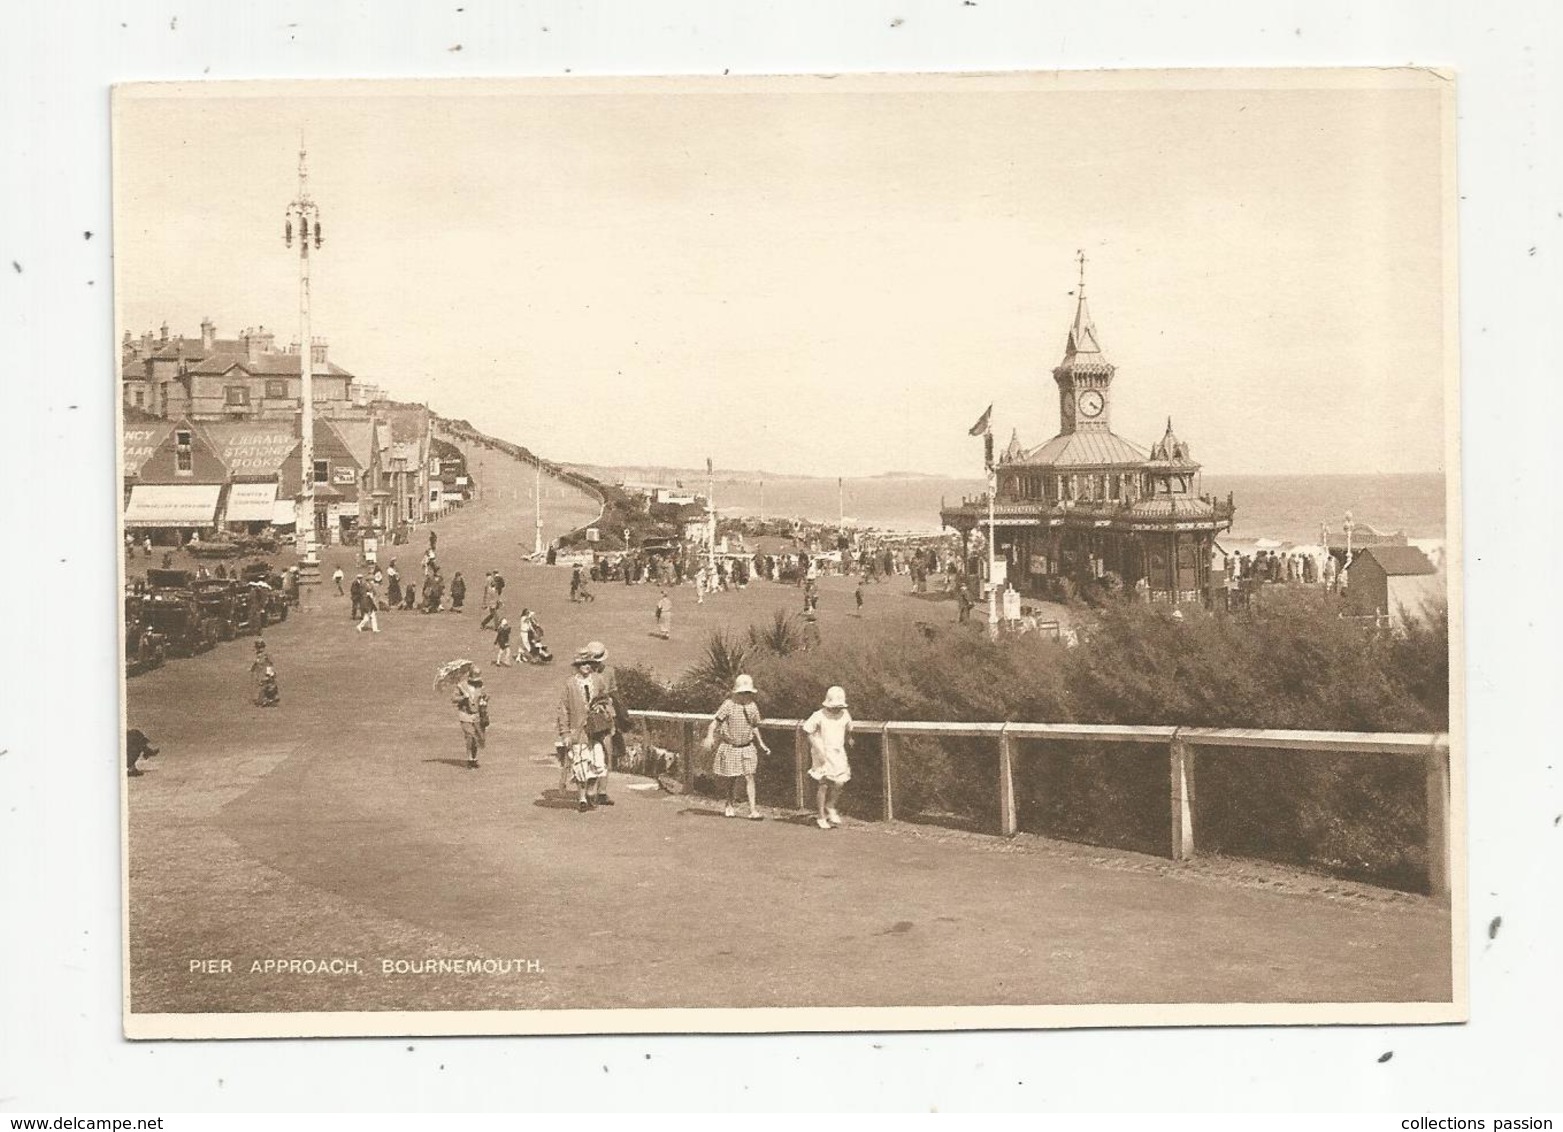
[697,472,1447,546]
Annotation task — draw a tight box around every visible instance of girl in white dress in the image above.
[802,685,853,829]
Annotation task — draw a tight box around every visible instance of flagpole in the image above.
[987,432,998,640]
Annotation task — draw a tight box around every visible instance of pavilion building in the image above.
[940,264,1235,606]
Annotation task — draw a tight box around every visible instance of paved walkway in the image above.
[125,443,1451,1015]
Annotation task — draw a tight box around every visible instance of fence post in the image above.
[1169,730,1195,862]
[880,728,896,822]
[1425,741,1450,898]
[793,723,808,810]
[681,719,695,793]
[998,724,1018,837]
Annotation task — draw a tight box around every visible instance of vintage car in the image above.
[123,591,167,675]
[239,561,290,625]
[140,569,219,656]
[191,576,264,640]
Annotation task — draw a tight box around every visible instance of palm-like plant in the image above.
[747,608,802,656]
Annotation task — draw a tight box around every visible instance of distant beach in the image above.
[577,466,1447,545]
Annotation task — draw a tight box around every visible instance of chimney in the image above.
[242,325,274,364]
[140,331,154,357]
[200,317,215,352]
[311,336,328,367]
[159,321,169,343]
[122,330,132,355]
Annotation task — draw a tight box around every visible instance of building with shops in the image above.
[940,266,1235,605]
[121,321,355,422]
[121,410,382,545]
[120,323,447,545]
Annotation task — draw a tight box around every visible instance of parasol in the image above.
[433,658,477,691]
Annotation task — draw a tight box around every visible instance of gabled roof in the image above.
[187,350,354,379]
[1357,545,1436,576]
[122,413,176,477]
[327,417,376,473]
[198,421,301,480]
[1018,430,1148,468]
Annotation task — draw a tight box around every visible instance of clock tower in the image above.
[1053,250,1115,435]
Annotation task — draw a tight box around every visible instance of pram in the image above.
[518,618,554,664]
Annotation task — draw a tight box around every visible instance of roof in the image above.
[1018,430,1149,468]
[187,350,354,379]
[122,414,176,477]
[327,418,376,473]
[196,421,300,479]
[1357,545,1436,576]
[1054,292,1114,375]
[1126,496,1217,520]
[380,404,432,443]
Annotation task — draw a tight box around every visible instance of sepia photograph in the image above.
[113,70,1461,1039]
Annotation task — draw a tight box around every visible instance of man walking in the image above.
[356,584,381,633]
[479,571,498,629]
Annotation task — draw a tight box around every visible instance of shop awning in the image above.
[123,483,222,528]
[224,482,279,523]
[271,500,298,527]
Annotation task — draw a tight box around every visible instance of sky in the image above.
[114,72,1451,478]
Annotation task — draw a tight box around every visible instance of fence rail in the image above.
[628,709,1452,897]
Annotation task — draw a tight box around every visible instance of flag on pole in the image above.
[968,404,993,436]
[706,457,713,476]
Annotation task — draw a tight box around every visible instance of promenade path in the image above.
[126,443,1452,1016]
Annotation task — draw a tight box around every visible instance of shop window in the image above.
[265,379,287,399]
[313,460,329,484]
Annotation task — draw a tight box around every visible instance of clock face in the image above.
[1077,389,1105,419]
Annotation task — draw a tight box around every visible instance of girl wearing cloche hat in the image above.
[706,674,770,820]
[802,686,853,829]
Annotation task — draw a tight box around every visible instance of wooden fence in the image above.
[628,710,1452,897]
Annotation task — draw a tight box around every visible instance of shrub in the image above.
[629,592,1450,890]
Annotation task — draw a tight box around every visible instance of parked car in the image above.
[124,591,167,676]
[240,561,290,625]
[141,569,219,656]
[192,577,264,640]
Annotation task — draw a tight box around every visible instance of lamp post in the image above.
[533,459,544,557]
[283,136,324,584]
[1343,509,1355,589]
[706,456,717,574]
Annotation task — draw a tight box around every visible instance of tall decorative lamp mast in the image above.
[534,459,544,557]
[284,134,324,584]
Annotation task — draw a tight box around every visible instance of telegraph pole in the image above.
[284,135,324,584]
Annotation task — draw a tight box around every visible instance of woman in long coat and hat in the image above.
[557,649,611,811]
